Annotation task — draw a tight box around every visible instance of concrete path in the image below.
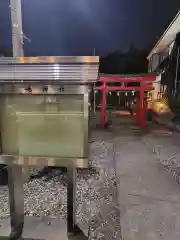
[114,118,180,240]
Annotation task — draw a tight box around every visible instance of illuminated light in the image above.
[17,56,59,64]
[152,99,170,114]
[19,57,24,63]
[53,64,60,80]
[84,56,91,63]
[33,57,39,63]
[132,91,135,95]
[49,57,56,63]
[27,57,33,63]
[117,92,120,96]
[21,88,26,94]
[53,64,60,70]
[84,56,99,63]
[125,92,127,96]
[39,57,48,63]
[109,92,112,96]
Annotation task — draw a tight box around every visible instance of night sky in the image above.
[0,0,180,56]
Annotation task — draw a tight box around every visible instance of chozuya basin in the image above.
[0,56,99,168]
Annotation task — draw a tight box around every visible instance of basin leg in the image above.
[8,165,24,239]
[67,167,87,239]
[67,167,76,235]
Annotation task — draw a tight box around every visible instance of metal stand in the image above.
[67,167,76,234]
[8,165,24,239]
[67,168,88,239]
[4,166,88,240]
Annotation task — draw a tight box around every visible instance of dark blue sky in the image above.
[0,0,180,56]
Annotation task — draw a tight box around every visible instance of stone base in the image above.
[0,217,88,240]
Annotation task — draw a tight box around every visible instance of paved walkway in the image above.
[114,118,180,240]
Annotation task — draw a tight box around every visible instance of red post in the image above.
[139,82,147,128]
[136,89,146,128]
[136,92,140,124]
[100,82,107,129]
[139,90,145,128]
[144,92,148,115]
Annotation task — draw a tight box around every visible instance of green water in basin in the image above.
[0,95,86,158]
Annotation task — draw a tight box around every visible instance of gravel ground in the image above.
[112,116,180,185]
[150,116,180,182]
[113,118,180,240]
[0,128,121,239]
[142,125,180,183]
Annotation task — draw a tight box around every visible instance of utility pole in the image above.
[8,0,24,237]
[10,0,24,56]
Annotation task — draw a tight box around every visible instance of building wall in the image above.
[148,54,159,72]
[152,75,161,100]
[169,41,175,54]
[148,42,175,101]
[148,42,173,73]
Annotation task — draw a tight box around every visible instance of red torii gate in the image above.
[95,74,156,129]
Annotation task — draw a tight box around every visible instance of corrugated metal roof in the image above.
[0,56,99,83]
[147,10,180,60]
